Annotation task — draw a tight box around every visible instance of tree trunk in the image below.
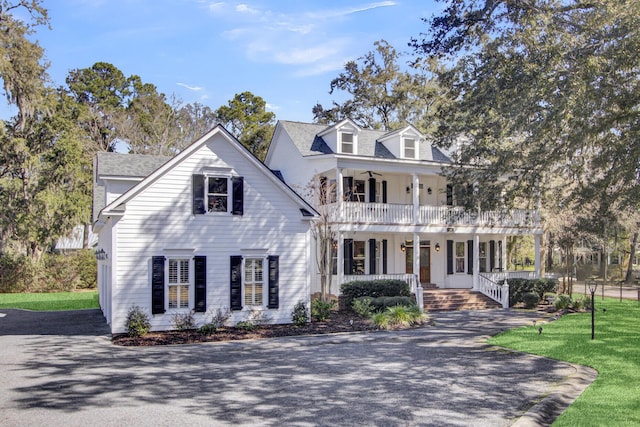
[82,223,90,249]
[624,231,638,283]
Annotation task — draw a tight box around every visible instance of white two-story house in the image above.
[265,119,543,306]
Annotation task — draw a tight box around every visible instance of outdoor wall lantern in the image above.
[427,187,432,195]
[588,279,598,340]
[400,243,406,252]
[94,248,108,261]
[435,243,441,252]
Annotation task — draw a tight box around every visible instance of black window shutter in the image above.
[446,240,454,275]
[368,178,376,203]
[151,256,165,314]
[382,181,387,203]
[368,239,376,274]
[230,256,243,310]
[382,239,388,274]
[489,240,496,272]
[343,177,354,201]
[192,175,205,215]
[194,256,207,312]
[446,184,453,206]
[267,255,279,309]
[344,239,354,274]
[231,176,244,215]
[467,240,473,275]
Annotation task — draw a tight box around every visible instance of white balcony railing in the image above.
[322,202,540,228]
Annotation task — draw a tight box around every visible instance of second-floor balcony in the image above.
[321,202,541,229]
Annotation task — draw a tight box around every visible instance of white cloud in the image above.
[236,3,259,14]
[177,82,204,91]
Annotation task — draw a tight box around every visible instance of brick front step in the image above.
[423,290,502,311]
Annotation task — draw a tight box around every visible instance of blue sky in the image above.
[18,0,441,123]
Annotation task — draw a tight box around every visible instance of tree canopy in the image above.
[412,0,640,225]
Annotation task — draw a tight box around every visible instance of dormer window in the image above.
[404,138,416,159]
[341,132,354,154]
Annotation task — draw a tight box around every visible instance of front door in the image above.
[405,245,431,284]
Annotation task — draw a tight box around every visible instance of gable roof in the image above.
[97,124,318,221]
[273,120,452,163]
[93,152,171,222]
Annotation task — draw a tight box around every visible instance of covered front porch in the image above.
[319,230,542,309]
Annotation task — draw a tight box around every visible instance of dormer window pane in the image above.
[341,132,354,154]
[404,138,416,158]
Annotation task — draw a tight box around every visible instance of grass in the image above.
[489,298,640,426]
[0,290,99,311]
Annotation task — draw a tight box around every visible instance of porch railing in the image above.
[324,202,540,228]
[478,274,510,308]
[483,270,538,283]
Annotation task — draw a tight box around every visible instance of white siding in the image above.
[108,133,311,333]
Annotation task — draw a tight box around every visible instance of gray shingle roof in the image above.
[93,152,171,222]
[278,120,451,163]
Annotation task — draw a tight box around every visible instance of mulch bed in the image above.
[113,311,379,346]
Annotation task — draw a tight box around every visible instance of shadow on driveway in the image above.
[0,308,110,336]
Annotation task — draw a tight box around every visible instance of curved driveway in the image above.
[0,308,595,426]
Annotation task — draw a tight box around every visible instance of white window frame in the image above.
[205,175,231,214]
[243,257,265,307]
[340,132,355,154]
[403,137,417,159]
[479,242,487,273]
[455,242,466,274]
[167,258,191,310]
[353,240,366,274]
[375,181,383,203]
[353,179,366,202]
[375,240,382,274]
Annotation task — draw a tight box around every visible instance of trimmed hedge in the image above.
[0,251,97,293]
[504,278,557,307]
[340,279,411,307]
[369,296,415,311]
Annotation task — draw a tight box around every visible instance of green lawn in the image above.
[489,298,640,426]
[0,290,99,311]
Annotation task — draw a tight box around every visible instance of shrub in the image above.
[507,278,558,306]
[125,305,151,337]
[371,304,427,330]
[522,292,540,309]
[172,311,196,331]
[199,323,217,336]
[352,296,374,317]
[582,295,592,310]
[311,298,336,321]
[235,320,255,331]
[554,294,572,310]
[370,296,414,312]
[340,279,411,307]
[291,300,309,326]
[572,297,584,311]
[247,308,271,325]
[207,307,231,328]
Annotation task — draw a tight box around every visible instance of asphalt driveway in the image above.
[0,308,595,427]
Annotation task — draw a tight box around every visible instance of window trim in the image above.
[206,176,230,214]
[340,131,356,154]
[403,137,417,159]
[167,257,192,310]
[454,242,466,274]
[243,257,266,307]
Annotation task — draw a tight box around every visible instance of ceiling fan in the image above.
[359,171,382,178]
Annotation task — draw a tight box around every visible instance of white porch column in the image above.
[413,232,420,285]
[473,234,480,290]
[337,232,344,287]
[336,168,344,222]
[412,173,420,224]
[535,234,541,279]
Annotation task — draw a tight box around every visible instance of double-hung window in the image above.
[244,258,264,306]
[353,241,365,274]
[207,177,229,213]
[404,138,416,159]
[341,132,354,154]
[479,242,487,273]
[168,259,190,309]
[353,179,366,202]
[455,242,465,273]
